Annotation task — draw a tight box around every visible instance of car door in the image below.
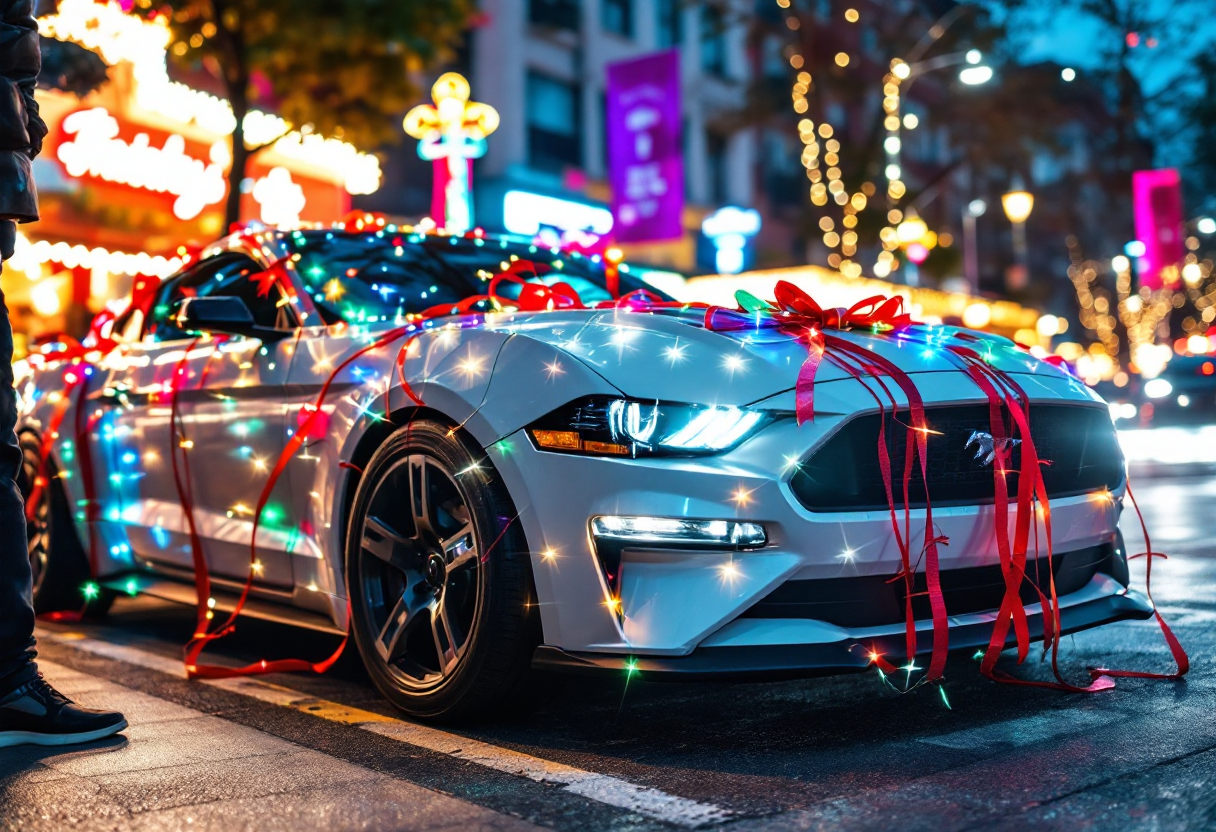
[112,251,298,587]
[100,260,230,574]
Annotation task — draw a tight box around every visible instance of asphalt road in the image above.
[4,469,1213,832]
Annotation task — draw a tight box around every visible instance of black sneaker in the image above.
[0,673,127,748]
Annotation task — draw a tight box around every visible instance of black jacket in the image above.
[0,0,46,223]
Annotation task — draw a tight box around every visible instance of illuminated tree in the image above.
[132,0,475,227]
[740,1,1045,282]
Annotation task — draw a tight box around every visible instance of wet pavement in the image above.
[2,469,1212,831]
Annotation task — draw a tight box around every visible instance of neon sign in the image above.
[701,207,761,274]
[503,191,614,237]
[39,0,381,195]
[56,107,227,220]
[403,73,499,235]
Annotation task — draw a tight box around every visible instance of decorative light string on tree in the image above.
[777,1,886,280]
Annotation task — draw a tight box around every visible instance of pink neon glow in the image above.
[1132,168,1184,289]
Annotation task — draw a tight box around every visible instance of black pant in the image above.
[0,219,37,687]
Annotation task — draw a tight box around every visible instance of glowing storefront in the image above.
[6,0,381,352]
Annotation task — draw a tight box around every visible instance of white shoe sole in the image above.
[0,718,128,748]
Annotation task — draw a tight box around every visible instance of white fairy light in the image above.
[57,108,227,220]
[13,230,182,279]
[39,0,382,195]
[252,167,306,228]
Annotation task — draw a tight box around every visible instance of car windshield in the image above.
[287,230,670,323]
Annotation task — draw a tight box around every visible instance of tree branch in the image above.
[245,126,293,157]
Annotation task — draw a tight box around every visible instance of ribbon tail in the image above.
[795,336,824,425]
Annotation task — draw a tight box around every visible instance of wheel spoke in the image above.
[375,585,430,663]
[362,516,414,573]
[430,597,463,675]
[442,523,477,571]
[408,456,432,536]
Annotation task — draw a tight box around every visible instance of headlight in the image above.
[591,516,766,548]
[528,396,772,457]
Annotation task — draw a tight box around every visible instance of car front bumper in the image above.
[531,583,1155,681]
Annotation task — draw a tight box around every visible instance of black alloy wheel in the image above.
[20,438,50,599]
[347,420,537,721]
[17,433,110,614]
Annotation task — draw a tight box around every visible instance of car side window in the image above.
[145,253,293,342]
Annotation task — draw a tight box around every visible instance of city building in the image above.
[10,0,381,351]
[358,0,755,274]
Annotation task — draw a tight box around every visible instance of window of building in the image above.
[602,0,632,37]
[762,129,801,207]
[529,0,579,31]
[700,6,727,77]
[705,131,728,204]
[860,25,879,59]
[527,71,582,172]
[657,0,682,48]
[761,35,787,78]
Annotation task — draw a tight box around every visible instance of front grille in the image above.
[742,543,1118,628]
[789,404,1123,512]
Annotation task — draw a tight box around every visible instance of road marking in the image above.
[919,709,1119,750]
[36,628,731,828]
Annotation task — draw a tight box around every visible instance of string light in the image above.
[57,107,227,220]
[39,0,381,194]
[9,230,183,280]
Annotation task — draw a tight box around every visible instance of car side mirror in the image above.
[173,296,289,342]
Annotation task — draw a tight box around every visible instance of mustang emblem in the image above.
[966,430,1021,467]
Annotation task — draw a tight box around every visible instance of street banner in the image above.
[1133,168,1184,288]
[606,51,683,243]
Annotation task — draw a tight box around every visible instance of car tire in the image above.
[18,433,112,616]
[346,419,538,721]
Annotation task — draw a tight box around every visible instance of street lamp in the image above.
[1001,181,1034,290]
[883,49,991,219]
[963,198,986,292]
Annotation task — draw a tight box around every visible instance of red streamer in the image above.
[707,280,1188,693]
[30,262,1186,694]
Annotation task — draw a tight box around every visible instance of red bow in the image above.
[769,282,912,332]
[706,281,912,425]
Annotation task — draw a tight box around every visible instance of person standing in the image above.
[0,0,126,747]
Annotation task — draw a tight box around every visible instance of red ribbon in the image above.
[33,264,1187,695]
[707,281,1187,693]
[706,282,911,426]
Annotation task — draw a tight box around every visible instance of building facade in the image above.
[10,0,379,351]
[360,0,756,274]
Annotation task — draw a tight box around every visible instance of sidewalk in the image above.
[0,661,541,832]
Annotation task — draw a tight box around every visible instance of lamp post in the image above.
[403,72,500,235]
[882,49,991,278]
[963,198,986,292]
[1001,179,1034,291]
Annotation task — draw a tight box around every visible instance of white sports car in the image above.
[16,225,1150,718]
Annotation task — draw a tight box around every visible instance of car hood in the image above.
[481,308,1069,408]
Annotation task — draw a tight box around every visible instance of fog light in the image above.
[590,516,766,548]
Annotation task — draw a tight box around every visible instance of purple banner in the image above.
[607,51,683,243]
